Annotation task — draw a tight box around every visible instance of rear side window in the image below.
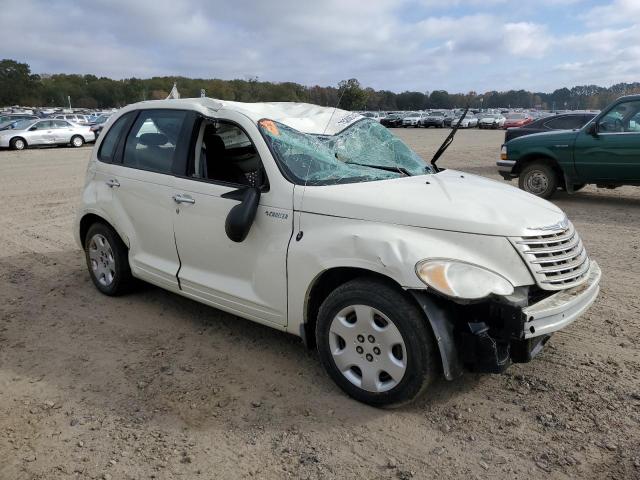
[122,110,187,174]
[544,116,584,130]
[98,113,135,163]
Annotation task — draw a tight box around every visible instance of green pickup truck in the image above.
[498,95,640,198]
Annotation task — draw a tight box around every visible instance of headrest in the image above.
[138,133,168,146]
[203,132,226,151]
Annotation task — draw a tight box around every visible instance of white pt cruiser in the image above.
[75,98,601,406]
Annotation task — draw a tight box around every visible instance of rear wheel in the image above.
[316,278,437,407]
[71,135,84,148]
[84,223,134,296]
[518,161,558,199]
[10,137,26,150]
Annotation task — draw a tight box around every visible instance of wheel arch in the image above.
[303,267,405,349]
[79,213,128,249]
[303,267,458,380]
[513,153,562,176]
[10,136,27,148]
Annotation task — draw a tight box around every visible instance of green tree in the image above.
[337,78,368,110]
[0,59,39,105]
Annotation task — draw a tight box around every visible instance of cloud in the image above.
[503,23,552,58]
[583,0,640,26]
[1,0,638,94]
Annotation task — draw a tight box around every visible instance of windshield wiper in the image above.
[430,106,469,172]
[345,162,412,176]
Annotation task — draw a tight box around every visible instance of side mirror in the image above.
[224,187,261,243]
[586,122,598,136]
[29,126,38,131]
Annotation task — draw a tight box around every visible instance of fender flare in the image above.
[408,290,463,380]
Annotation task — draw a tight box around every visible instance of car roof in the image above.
[119,98,365,135]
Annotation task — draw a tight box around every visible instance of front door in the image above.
[574,99,640,182]
[172,119,293,327]
[27,120,54,145]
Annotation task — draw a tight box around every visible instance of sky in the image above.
[4,0,639,93]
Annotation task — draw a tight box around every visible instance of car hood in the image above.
[507,129,579,146]
[299,169,565,237]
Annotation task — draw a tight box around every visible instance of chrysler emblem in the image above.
[528,217,569,232]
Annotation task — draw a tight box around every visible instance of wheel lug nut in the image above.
[357,335,364,343]
[368,335,375,343]
[366,354,373,362]
[356,346,363,354]
[373,347,381,355]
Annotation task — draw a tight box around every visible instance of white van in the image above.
[75,98,600,406]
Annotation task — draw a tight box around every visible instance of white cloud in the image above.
[503,23,551,58]
[1,0,638,94]
[583,0,640,26]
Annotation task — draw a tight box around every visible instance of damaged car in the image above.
[75,99,601,406]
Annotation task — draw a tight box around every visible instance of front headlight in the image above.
[415,259,514,300]
[500,145,508,160]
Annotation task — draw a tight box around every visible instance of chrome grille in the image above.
[511,222,590,290]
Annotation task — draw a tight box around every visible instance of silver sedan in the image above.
[0,119,96,150]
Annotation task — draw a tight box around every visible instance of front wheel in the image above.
[316,278,438,407]
[71,135,84,148]
[10,137,27,150]
[518,162,558,199]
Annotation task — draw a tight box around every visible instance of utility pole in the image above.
[68,96,72,110]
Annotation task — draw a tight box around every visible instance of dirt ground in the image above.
[0,129,638,480]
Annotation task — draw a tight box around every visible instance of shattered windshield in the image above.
[259,118,432,185]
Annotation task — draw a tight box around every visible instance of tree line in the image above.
[2,59,639,111]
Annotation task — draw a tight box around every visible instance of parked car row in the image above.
[371,108,599,133]
[379,111,536,130]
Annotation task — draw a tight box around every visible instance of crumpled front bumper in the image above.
[522,261,601,339]
[410,261,601,379]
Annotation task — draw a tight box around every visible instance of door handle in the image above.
[106,179,120,188]
[173,194,195,205]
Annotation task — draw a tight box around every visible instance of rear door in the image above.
[52,120,73,143]
[95,109,194,291]
[574,99,640,182]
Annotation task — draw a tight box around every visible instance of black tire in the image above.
[71,135,84,148]
[316,278,438,407]
[84,222,134,296]
[10,137,27,150]
[518,161,558,199]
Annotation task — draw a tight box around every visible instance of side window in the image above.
[599,100,640,133]
[545,116,582,130]
[98,113,135,163]
[191,120,265,187]
[122,110,187,174]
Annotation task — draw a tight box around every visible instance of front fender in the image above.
[286,213,534,337]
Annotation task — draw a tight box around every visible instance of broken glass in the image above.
[259,118,433,185]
